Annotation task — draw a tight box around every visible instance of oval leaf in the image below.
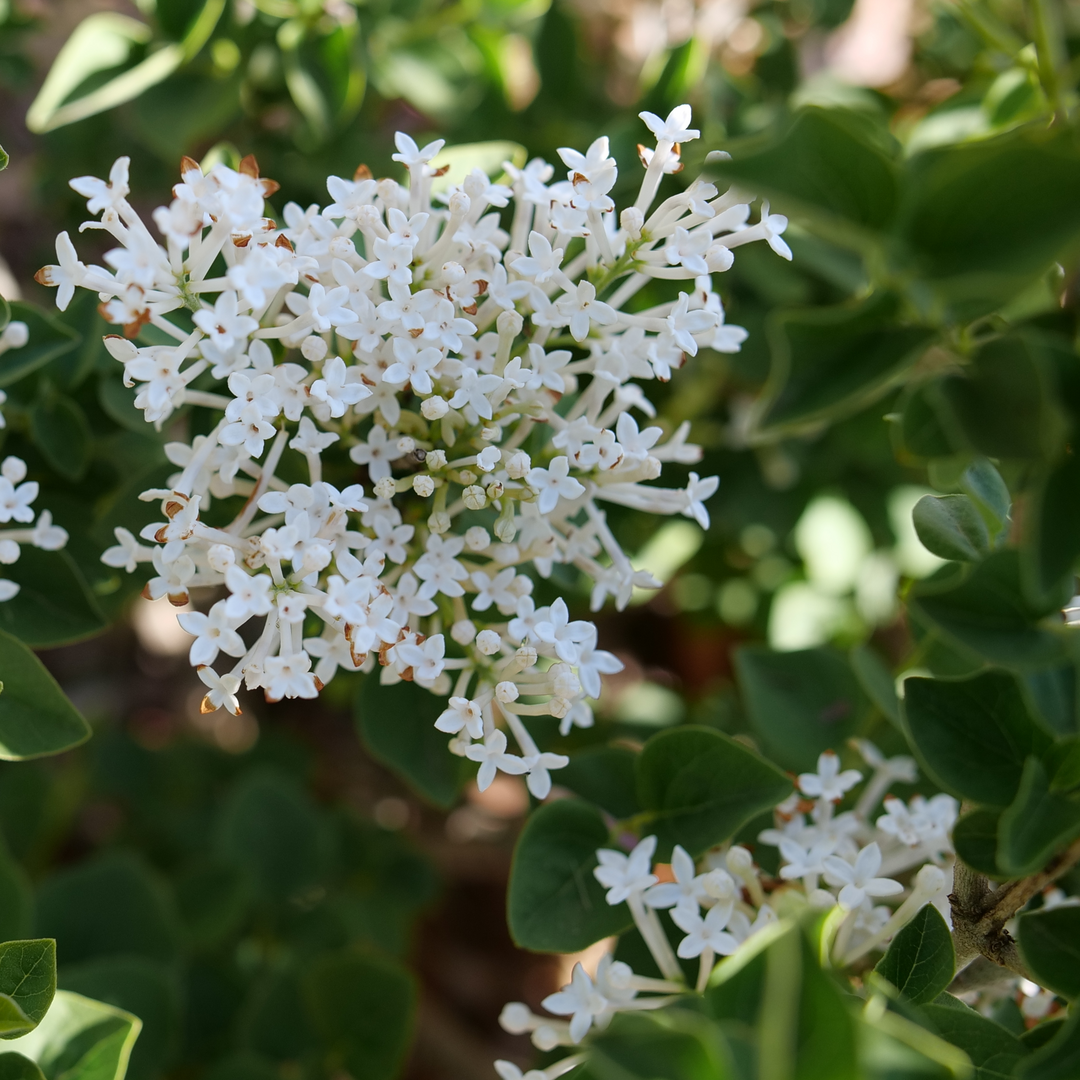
[1018,906,1080,1000]
[874,904,954,1004]
[508,799,632,953]
[913,494,991,562]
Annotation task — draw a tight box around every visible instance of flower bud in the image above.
[428,510,451,534]
[458,469,477,485]
[548,696,571,719]
[301,335,328,362]
[476,629,501,655]
[496,309,524,338]
[515,646,537,668]
[499,1003,533,1035]
[465,526,490,551]
[396,436,415,455]
[441,261,465,284]
[506,450,531,479]
[494,516,518,544]
[532,1026,560,1052]
[328,236,356,260]
[426,449,447,470]
[642,456,661,480]
[207,544,236,573]
[702,868,736,901]
[486,481,504,501]
[706,244,735,273]
[495,681,519,704]
[0,322,28,349]
[412,475,435,497]
[621,206,644,239]
[726,845,754,876]
[915,864,946,896]
[451,619,477,646]
[481,425,502,442]
[448,190,471,216]
[462,485,487,511]
[373,477,396,500]
[421,396,449,420]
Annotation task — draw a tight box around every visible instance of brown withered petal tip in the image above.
[199,696,217,714]
[353,164,373,180]
[432,164,451,177]
[169,592,189,607]
[275,235,294,251]
[33,268,51,285]
[260,179,280,198]
[180,155,200,176]
[239,154,260,178]
[232,235,251,247]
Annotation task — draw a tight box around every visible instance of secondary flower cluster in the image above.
[0,323,70,600]
[496,740,958,1075]
[39,105,788,797]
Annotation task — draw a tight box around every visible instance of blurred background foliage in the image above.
[2,0,1080,1077]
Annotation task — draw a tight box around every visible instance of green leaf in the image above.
[355,676,465,809]
[59,957,181,1080]
[300,950,416,1080]
[0,549,107,649]
[1017,906,1080,1000]
[922,999,1025,1080]
[913,495,992,562]
[735,646,871,771]
[953,809,1005,878]
[0,840,32,943]
[0,941,55,1041]
[874,905,955,1005]
[1027,453,1080,600]
[1023,668,1078,739]
[851,645,901,726]
[0,989,141,1080]
[0,1054,45,1080]
[998,757,1080,876]
[941,335,1068,462]
[589,1009,736,1080]
[897,127,1080,312]
[507,799,632,953]
[216,769,329,905]
[25,13,184,133]
[0,628,91,760]
[35,852,180,965]
[0,305,79,388]
[556,745,642,819]
[909,552,1069,669]
[635,726,790,857]
[29,396,92,483]
[902,671,1049,806]
[1019,1007,1080,1079]
[959,460,1011,535]
[0,147,8,174]
[712,107,900,236]
[758,292,933,435]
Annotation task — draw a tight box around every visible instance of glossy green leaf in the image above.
[922,999,1025,1080]
[909,553,1069,669]
[875,905,954,1004]
[0,147,7,173]
[0,941,55,1041]
[913,495,991,562]
[0,549,107,649]
[758,292,933,434]
[712,107,900,235]
[1017,906,1080,1000]
[35,852,180,965]
[0,989,141,1080]
[897,127,1080,311]
[0,305,79,388]
[356,676,465,808]
[301,950,416,1080]
[736,645,871,771]
[1023,668,1078,739]
[29,396,92,482]
[60,957,181,1080]
[902,671,1049,806]
[507,799,632,953]
[216,769,328,905]
[952,809,1005,879]
[635,726,790,857]
[998,757,1080,876]
[0,629,91,760]
[0,1054,45,1080]
[556,745,641,819]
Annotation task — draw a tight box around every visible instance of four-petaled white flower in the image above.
[594,835,658,905]
[822,842,903,911]
[798,751,863,802]
[465,730,528,791]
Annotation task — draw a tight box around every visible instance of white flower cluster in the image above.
[0,320,70,599]
[496,740,958,1072]
[39,105,788,793]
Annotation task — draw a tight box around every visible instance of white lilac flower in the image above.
[798,751,862,802]
[594,836,658,905]
[42,109,793,783]
[823,842,903,911]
